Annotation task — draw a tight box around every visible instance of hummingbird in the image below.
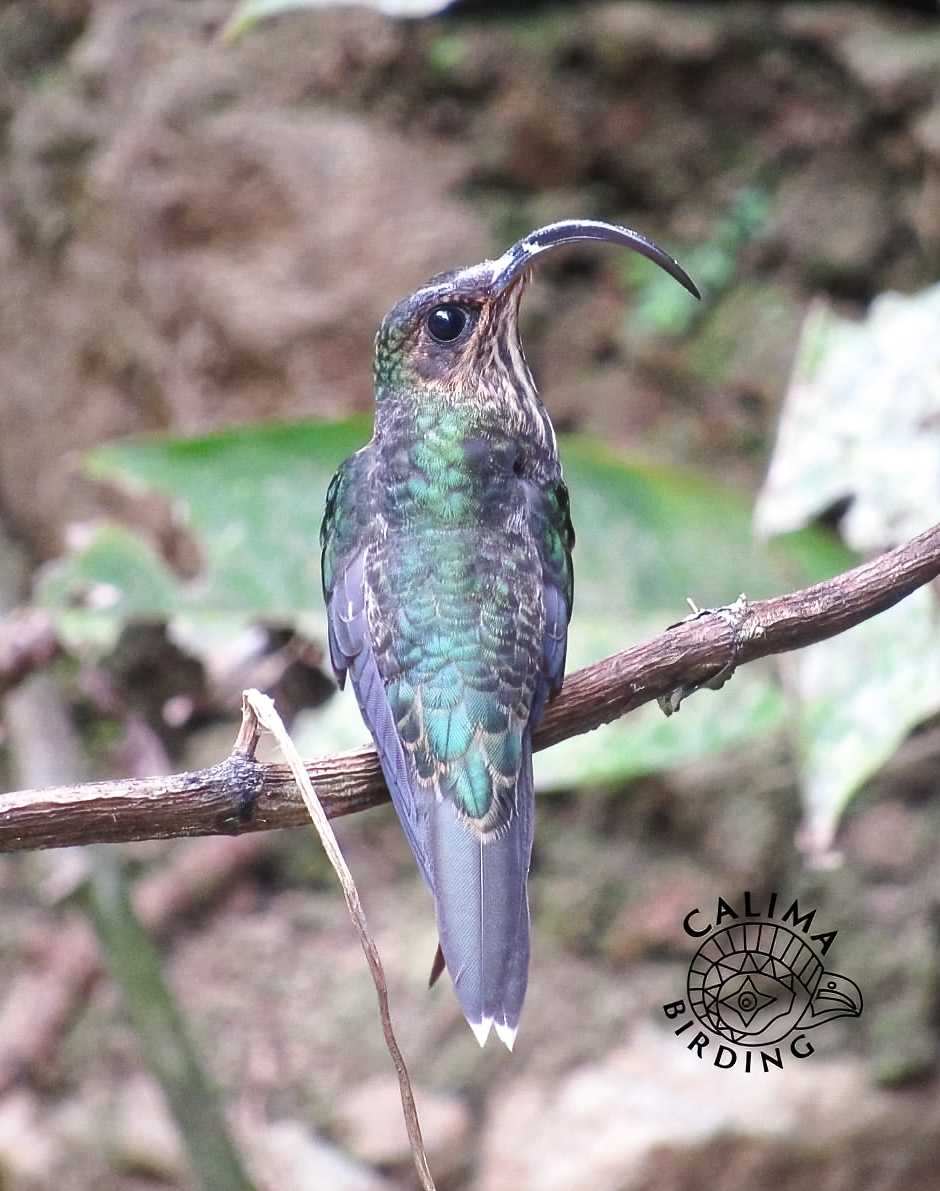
[321,220,699,1048]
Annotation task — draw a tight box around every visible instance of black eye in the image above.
[426,304,468,343]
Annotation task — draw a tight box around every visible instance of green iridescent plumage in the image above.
[321,220,698,1047]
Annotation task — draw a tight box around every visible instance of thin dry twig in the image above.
[240,690,435,1191]
[0,520,938,853]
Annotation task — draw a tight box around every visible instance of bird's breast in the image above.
[380,414,555,534]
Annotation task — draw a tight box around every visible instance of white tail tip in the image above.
[494,1020,517,1051]
[470,1017,493,1047]
[468,1016,517,1050]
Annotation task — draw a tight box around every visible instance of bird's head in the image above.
[373,219,699,412]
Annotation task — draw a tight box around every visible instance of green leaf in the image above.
[755,284,940,854]
[793,588,940,858]
[755,284,940,550]
[40,418,372,652]
[535,438,854,789]
[40,419,853,782]
[39,522,184,652]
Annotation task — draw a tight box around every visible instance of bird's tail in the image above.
[430,757,533,1049]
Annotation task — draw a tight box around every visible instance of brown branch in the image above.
[0,608,59,698]
[2,522,939,854]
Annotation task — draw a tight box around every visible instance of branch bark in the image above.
[2,521,939,853]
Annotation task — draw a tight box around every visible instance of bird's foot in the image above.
[658,593,749,716]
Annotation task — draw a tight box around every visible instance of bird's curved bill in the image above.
[492,218,701,300]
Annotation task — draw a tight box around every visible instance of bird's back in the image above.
[322,405,572,1044]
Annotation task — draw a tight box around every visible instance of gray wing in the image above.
[323,544,435,887]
